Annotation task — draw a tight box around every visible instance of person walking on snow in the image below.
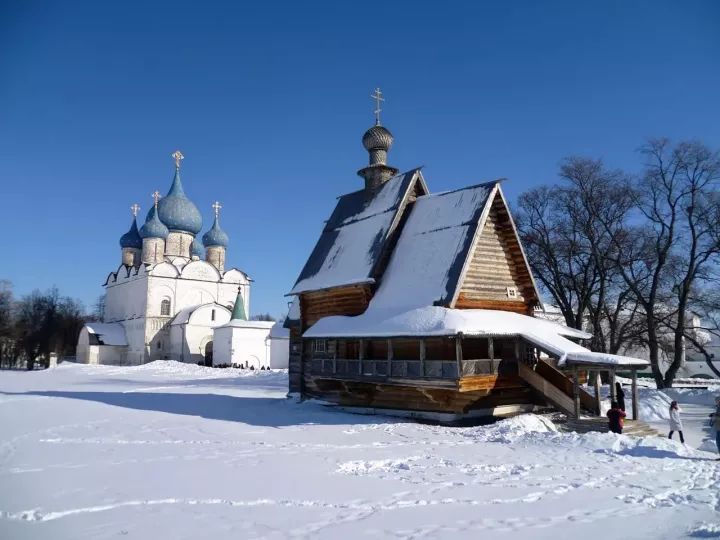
[615,382,626,411]
[668,401,684,443]
[607,401,626,434]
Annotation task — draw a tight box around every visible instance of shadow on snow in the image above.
[0,390,389,428]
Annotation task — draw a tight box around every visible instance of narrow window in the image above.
[314,339,327,353]
[211,309,216,321]
[160,299,171,316]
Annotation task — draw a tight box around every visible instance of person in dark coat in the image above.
[607,401,626,434]
[615,382,626,412]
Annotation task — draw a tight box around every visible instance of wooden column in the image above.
[631,369,639,420]
[387,339,393,377]
[455,334,463,377]
[573,365,581,419]
[333,340,337,374]
[594,371,602,416]
[358,339,364,375]
[488,337,495,373]
[419,339,426,377]
[609,370,617,403]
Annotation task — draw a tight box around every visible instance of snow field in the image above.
[0,362,718,539]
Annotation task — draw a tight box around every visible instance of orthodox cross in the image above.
[212,201,222,219]
[130,203,140,217]
[371,87,384,125]
[152,190,162,208]
[171,150,184,169]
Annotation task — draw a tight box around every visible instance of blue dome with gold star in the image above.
[119,217,143,249]
[140,206,170,239]
[146,153,202,235]
[202,215,229,248]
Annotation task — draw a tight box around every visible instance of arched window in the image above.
[160,299,171,316]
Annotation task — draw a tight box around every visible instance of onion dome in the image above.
[362,125,394,153]
[202,215,229,248]
[119,217,143,249]
[140,205,170,239]
[147,153,202,235]
[191,238,204,258]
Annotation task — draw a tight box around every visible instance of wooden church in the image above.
[286,92,648,422]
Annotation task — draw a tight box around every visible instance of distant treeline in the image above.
[0,281,94,370]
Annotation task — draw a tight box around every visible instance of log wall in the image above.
[455,193,535,313]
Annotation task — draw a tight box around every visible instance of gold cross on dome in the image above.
[130,203,140,217]
[152,190,161,208]
[212,201,222,219]
[171,150,184,169]
[371,87,384,126]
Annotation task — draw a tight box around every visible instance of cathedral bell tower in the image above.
[357,88,399,192]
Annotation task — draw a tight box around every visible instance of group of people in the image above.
[605,382,720,460]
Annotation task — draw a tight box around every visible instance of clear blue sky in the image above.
[1,1,719,318]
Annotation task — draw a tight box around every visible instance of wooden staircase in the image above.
[518,359,597,416]
[519,359,660,438]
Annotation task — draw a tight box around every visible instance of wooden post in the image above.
[573,365,581,419]
[514,340,520,362]
[609,370,617,403]
[358,339,364,375]
[387,339,393,377]
[455,333,463,377]
[631,368,639,420]
[488,337,495,373]
[419,339,426,377]
[333,340,337,374]
[593,371,602,416]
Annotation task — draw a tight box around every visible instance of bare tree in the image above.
[600,140,720,387]
[516,158,643,354]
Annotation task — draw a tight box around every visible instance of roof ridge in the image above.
[420,178,503,199]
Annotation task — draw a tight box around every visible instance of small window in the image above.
[506,287,518,299]
[160,299,171,316]
[211,309,216,321]
[313,339,327,353]
[157,341,162,350]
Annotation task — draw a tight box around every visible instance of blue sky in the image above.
[1,1,719,318]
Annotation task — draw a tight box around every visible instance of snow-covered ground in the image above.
[1,362,719,540]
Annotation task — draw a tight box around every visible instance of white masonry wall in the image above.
[214,321,274,368]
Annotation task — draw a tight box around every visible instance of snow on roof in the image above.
[270,322,290,338]
[304,306,648,368]
[283,297,300,329]
[369,182,494,310]
[562,352,650,368]
[170,303,229,326]
[304,305,587,339]
[289,170,421,295]
[218,320,275,330]
[85,323,128,346]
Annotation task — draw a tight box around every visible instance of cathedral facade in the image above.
[77,151,251,366]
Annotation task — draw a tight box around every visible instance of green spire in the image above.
[231,289,247,321]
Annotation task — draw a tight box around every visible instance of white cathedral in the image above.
[77,151,288,368]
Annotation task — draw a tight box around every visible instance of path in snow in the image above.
[0,362,718,540]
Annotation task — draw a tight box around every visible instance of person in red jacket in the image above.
[607,401,626,434]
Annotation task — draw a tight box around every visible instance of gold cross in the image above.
[171,150,184,169]
[212,201,222,219]
[371,88,384,125]
[130,203,140,217]
[152,190,161,208]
